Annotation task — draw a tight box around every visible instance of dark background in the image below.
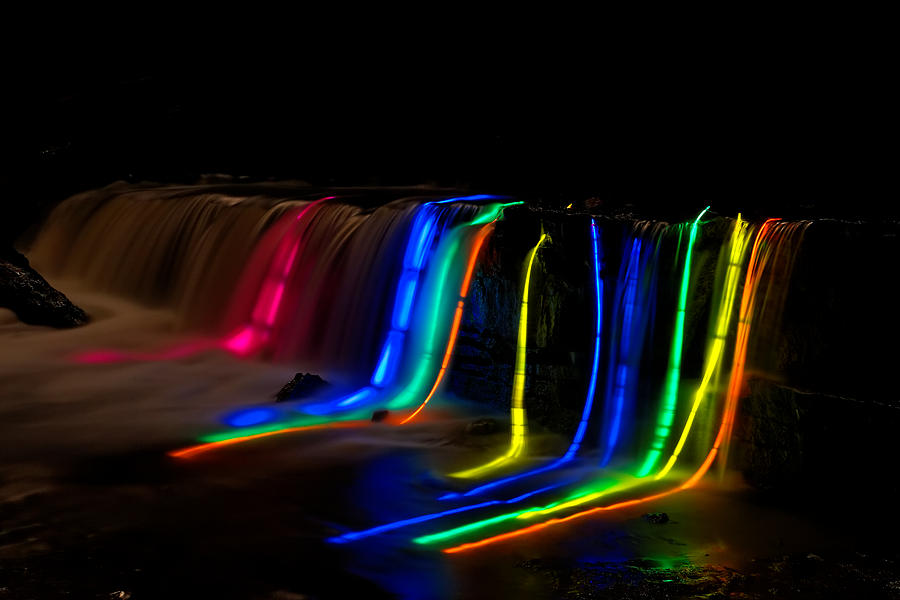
[2,44,892,244]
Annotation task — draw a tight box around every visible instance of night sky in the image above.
[2,44,892,242]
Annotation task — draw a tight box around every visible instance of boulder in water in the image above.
[642,512,670,524]
[0,247,88,328]
[274,372,329,402]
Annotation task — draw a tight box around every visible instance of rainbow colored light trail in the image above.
[655,215,752,479]
[171,199,519,457]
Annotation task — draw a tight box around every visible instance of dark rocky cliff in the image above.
[449,206,900,494]
[0,246,88,328]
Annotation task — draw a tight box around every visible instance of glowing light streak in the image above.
[73,339,219,364]
[469,202,524,226]
[299,203,445,416]
[368,207,441,388]
[171,198,521,463]
[392,273,419,330]
[180,200,514,458]
[441,486,677,554]
[438,217,812,554]
[439,220,603,497]
[419,480,625,545]
[450,232,549,478]
[222,197,333,356]
[432,194,509,205]
[600,236,642,466]
[371,331,405,388]
[656,215,751,479]
[441,400,735,555]
[563,220,604,460]
[326,483,562,545]
[637,206,709,476]
[224,408,280,428]
[168,419,365,458]
[398,223,494,421]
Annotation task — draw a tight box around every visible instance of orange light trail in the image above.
[400,222,496,424]
[655,216,752,479]
[442,488,676,554]
[168,421,365,458]
[704,218,780,477]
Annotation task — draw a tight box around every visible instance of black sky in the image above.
[1,43,893,241]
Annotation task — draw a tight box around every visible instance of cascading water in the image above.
[599,221,666,467]
[8,183,824,577]
[29,183,297,330]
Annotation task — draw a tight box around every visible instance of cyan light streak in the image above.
[391,201,522,417]
[222,197,333,357]
[207,199,519,447]
[324,199,515,412]
[440,220,603,497]
[432,194,509,204]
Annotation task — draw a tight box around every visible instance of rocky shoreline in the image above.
[0,246,88,328]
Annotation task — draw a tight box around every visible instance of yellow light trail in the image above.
[450,231,549,478]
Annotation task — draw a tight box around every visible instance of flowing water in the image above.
[5,183,870,599]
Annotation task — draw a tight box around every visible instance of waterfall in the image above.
[27,184,508,382]
[29,183,304,329]
[21,183,819,553]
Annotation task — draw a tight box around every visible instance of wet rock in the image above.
[807,553,824,562]
[465,418,499,435]
[274,373,329,402]
[371,409,389,422]
[0,246,88,328]
[642,512,669,524]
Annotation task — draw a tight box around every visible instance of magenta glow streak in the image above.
[221,197,331,356]
[74,339,218,364]
[72,197,335,364]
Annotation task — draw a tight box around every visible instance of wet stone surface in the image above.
[517,550,900,599]
[0,247,88,328]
